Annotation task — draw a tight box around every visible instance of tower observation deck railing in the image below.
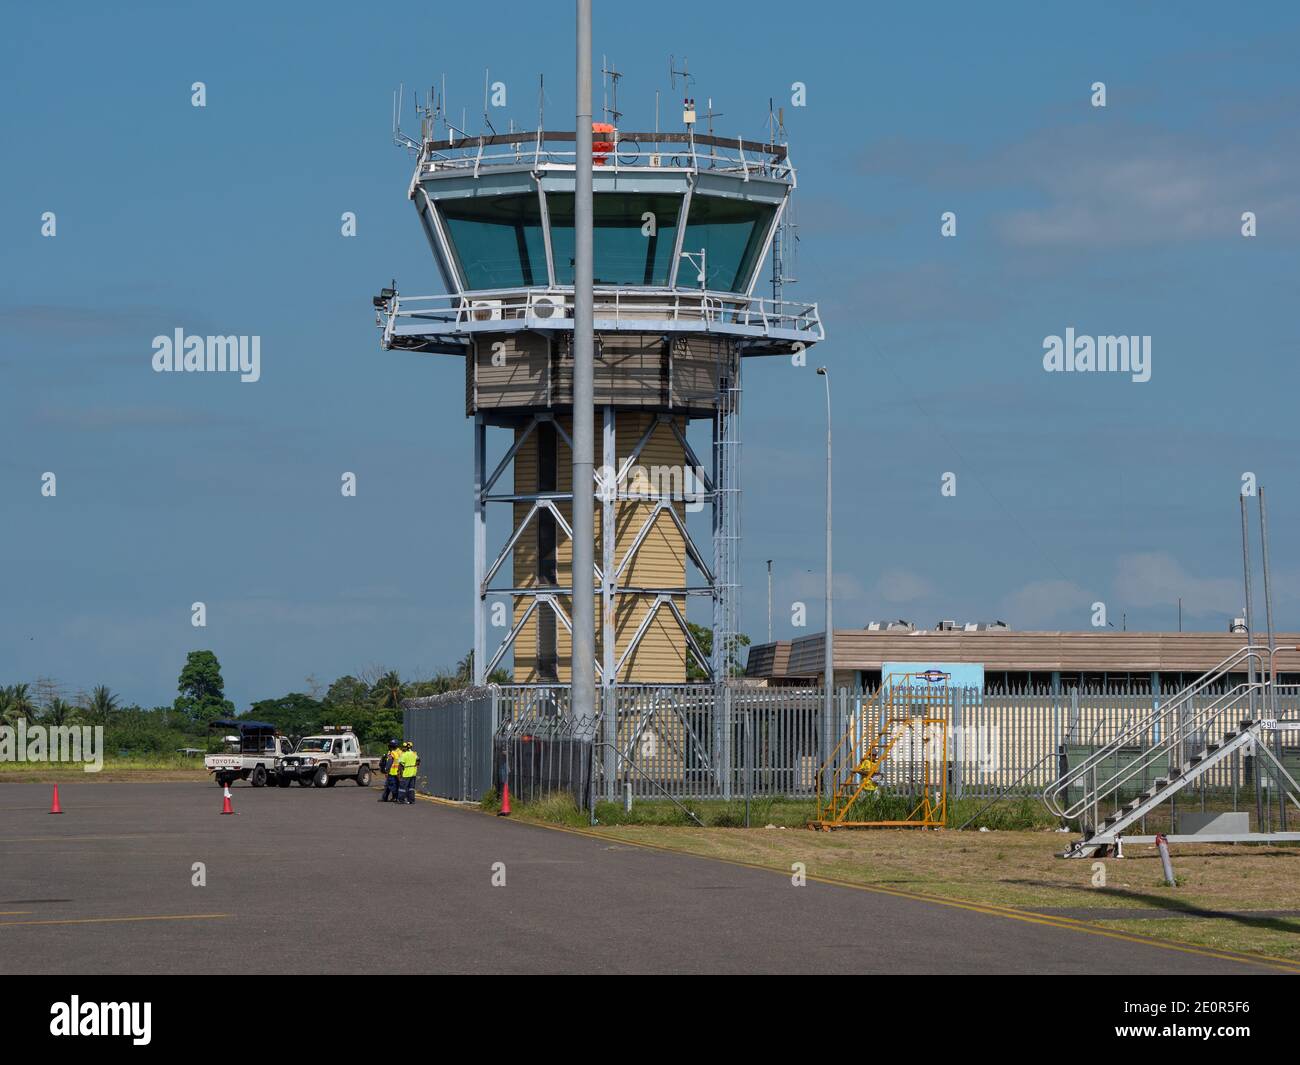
[378,286,823,348]
[416,130,796,182]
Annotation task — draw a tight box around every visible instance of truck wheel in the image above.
[277,773,292,788]
[326,776,338,788]
[214,775,226,787]
[250,765,268,788]
[312,766,330,788]
[297,777,313,786]
[356,766,372,787]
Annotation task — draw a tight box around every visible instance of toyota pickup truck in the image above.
[205,719,294,787]
[277,726,381,788]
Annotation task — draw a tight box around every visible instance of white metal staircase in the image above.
[1045,645,1300,858]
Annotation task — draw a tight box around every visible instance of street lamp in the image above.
[816,366,833,766]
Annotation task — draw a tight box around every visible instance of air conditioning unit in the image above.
[866,619,915,632]
[470,299,502,322]
[532,295,563,320]
[936,620,958,631]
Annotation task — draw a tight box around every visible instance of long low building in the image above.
[745,628,1300,691]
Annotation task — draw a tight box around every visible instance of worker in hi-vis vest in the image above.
[379,738,402,803]
[398,740,420,805]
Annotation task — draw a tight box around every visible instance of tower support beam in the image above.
[473,414,487,684]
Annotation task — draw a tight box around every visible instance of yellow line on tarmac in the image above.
[0,913,229,929]
[414,795,1300,974]
[0,835,156,844]
[0,911,33,916]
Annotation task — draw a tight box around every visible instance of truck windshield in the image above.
[296,738,333,753]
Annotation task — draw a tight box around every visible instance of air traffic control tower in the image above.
[373,90,823,692]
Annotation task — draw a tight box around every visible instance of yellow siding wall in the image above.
[511,413,690,683]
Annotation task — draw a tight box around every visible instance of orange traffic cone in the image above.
[498,779,510,817]
[49,783,63,814]
[221,784,234,815]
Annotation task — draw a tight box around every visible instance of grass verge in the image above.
[483,789,1300,962]
[0,756,209,782]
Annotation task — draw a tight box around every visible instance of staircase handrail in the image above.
[1044,644,1268,815]
[1046,682,1262,820]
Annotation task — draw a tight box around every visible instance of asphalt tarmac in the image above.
[0,781,1287,974]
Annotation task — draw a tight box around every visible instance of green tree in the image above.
[42,697,80,726]
[86,684,120,728]
[370,670,406,710]
[323,675,370,712]
[7,683,35,721]
[247,693,323,740]
[685,623,751,680]
[174,650,235,725]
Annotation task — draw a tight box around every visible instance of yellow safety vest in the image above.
[387,750,402,776]
[399,749,418,778]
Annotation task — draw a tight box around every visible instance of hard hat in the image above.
[388,739,399,748]
[402,740,413,749]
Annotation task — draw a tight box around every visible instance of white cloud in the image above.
[1113,552,1241,614]
[1000,579,1091,629]
[875,568,936,604]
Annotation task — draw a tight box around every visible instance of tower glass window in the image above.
[680,194,776,292]
[439,194,548,290]
[547,193,683,286]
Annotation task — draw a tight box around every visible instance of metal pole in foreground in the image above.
[1259,488,1276,663]
[816,367,833,769]
[570,0,596,726]
[766,559,773,644]
[1240,493,1256,708]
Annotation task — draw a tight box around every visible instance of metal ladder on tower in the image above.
[1045,645,1300,857]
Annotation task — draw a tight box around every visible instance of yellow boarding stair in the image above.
[810,672,950,830]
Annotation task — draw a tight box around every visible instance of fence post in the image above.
[744,709,752,828]
[721,685,733,800]
[460,697,469,802]
[602,683,616,802]
[951,686,963,801]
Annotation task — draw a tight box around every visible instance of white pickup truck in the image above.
[276,726,381,788]
[205,719,294,788]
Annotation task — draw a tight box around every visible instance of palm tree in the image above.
[372,671,405,710]
[0,687,15,727]
[42,698,80,727]
[87,685,119,728]
[10,683,35,720]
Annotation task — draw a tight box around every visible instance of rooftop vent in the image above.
[936,620,959,631]
[1229,617,1248,634]
[866,619,915,632]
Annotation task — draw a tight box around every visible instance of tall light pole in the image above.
[570,0,596,724]
[816,366,833,767]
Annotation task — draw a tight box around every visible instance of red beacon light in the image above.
[592,121,615,166]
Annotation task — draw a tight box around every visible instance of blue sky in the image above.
[3,1,1298,711]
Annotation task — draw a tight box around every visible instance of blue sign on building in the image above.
[881,661,986,691]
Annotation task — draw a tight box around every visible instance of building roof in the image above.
[746,630,1300,679]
